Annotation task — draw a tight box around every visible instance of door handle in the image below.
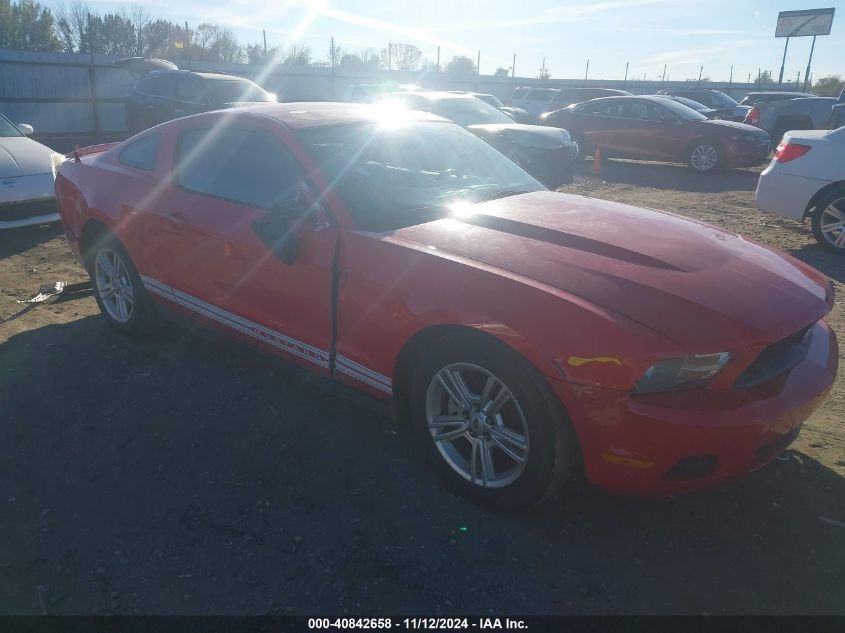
[169,211,188,230]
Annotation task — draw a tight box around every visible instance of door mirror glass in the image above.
[17,123,34,135]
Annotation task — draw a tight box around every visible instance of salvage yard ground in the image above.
[1,159,843,615]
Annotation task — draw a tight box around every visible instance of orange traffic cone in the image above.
[591,148,602,175]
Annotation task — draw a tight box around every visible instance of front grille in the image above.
[0,198,57,222]
[735,324,813,389]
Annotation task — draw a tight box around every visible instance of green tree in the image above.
[754,70,773,86]
[813,74,844,97]
[0,0,61,51]
[493,66,509,77]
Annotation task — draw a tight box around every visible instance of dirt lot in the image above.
[1,159,843,615]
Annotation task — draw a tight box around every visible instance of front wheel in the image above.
[409,333,579,511]
[687,141,723,173]
[811,187,845,255]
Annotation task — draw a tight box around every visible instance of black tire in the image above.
[687,139,724,174]
[571,137,586,162]
[408,332,579,511]
[88,232,157,335]
[810,185,845,255]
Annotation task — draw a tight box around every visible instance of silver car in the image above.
[0,113,62,229]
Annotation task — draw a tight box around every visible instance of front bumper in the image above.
[0,198,59,229]
[549,320,838,494]
[724,137,771,167]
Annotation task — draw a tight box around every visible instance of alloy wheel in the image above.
[425,363,530,488]
[94,248,134,323]
[818,197,845,250]
[690,144,718,172]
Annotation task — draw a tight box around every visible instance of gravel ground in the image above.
[1,158,843,615]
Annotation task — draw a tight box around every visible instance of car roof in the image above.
[145,70,242,81]
[391,91,474,101]
[745,91,813,96]
[203,102,447,130]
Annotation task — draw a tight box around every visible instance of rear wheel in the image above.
[687,140,723,173]
[89,234,157,335]
[811,186,845,255]
[409,332,579,511]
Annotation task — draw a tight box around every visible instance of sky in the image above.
[47,0,844,83]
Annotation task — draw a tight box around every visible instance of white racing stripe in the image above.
[139,275,392,393]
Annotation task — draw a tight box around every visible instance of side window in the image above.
[511,88,528,100]
[620,102,652,120]
[176,127,302,208]
[690,92,713,106]
[576,101,612,116]
[118,135,159,171]
[176,78,206,104]
[145,75,176,98]
[527,88,555,101]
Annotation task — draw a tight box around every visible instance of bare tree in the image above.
[282,43,311,67]
[380,42,422,71]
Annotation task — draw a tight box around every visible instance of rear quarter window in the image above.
[118,135,159,171]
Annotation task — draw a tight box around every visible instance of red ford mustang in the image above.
[55,103,838,510]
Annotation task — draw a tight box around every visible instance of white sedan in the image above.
[756,127,845,254]
[1,113,63,230]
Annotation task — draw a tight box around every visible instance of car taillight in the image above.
[746,106,759,125]
[774,142,811,162]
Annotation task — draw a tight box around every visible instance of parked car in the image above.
[0,113,62,229]
[462,92,533,123]
[341,82,421,103]
[655,88,749,121]
[544,88,633,113]
[756,127,845,254]
[384,91,577,187]
[744,96,839,142]
[54,103,838,509]
[124,69,276,133]
[739,91,815,106]
[540,96,771,173]
[652,95,717,119]
[507,86,560,117]
[825,86,845,129]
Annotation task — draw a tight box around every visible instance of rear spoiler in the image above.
[64,143,118,162]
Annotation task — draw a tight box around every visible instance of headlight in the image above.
[49,152,66,179]
[634,352,732,393]
[729,134,759,142]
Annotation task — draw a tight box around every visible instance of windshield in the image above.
[202,77,274,104]
[429,98,515,126]
[667,96,709,112]
[656,98,708,121]
[297,121,543,230]
[0,114,23,137]
[709,91,739,107]
[474,94,504,108]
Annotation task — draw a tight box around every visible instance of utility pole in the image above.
[697,65,703,87]
[263,29,267,56]
[727,65,733,93]
[511,53,516,78]
[803,35,817,92]
[661,64,666,87]
[778,36,790,84]
[584,58,589,83]
[476,49,480,76]
[623,61,629,88]
[436,46,440,71]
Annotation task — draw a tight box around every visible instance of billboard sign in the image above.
[776,8,835,37]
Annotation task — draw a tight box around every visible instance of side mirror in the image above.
[252,187,312,265]
[17,123,34,135]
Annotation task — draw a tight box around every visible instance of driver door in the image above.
[155,122,337,374]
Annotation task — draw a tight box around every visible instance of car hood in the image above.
[384,192,830,351]
[697,118,769,136]
[467,124,572,149]
[0,136,56,178]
